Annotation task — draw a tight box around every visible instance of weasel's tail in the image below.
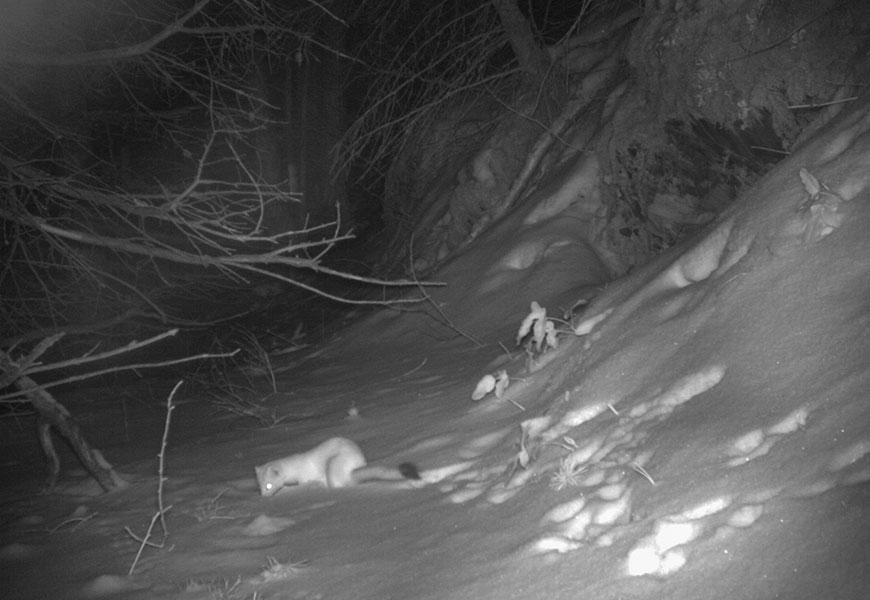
[398,462,421,480]
[352,462,421,484]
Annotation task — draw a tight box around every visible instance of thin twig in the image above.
[0,348,236,402]
[788,96,858,109]
[157,381,181,535]
[498,341,513,360]
[391,358,428,381]
[48,511,98,533]
[25,330,180,375]
[723,1,850,64]
[630,462,655,485]
[125,509,172,576]
[406,235,485,346]
[126,381,180,575]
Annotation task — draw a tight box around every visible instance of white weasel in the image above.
[254,437,420,496]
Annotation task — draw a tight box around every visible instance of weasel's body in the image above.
[254,437,420,496]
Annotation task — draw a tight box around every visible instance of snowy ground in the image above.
[3,101,870,600]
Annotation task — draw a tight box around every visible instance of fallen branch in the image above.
[0,334,232,492]
[5,369,129,492]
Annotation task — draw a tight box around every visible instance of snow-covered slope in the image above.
[2,98,869,600]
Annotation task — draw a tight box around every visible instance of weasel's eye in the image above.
[266,483,273,490]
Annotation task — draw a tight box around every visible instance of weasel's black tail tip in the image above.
[398,462,421,480]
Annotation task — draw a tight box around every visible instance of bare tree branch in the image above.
[2,0,214,67]
[0,329,235,403]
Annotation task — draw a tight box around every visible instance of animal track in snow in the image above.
[810,438,870,490]
[624,489,786,578]
[572,217,747,339]
[243,514,296,536]
[615,406,870,578]
[827,439,870,472]
[412,429,517,503]
[725,406,809,467]
[525,366,726,555]
[624,496,731,577]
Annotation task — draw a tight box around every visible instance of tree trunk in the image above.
[490,0,549,82]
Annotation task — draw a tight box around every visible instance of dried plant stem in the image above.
[156,381,180,534]
[237,329,276,393]
[126,381,181,576]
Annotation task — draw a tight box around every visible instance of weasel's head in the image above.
[255,464,283,496]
